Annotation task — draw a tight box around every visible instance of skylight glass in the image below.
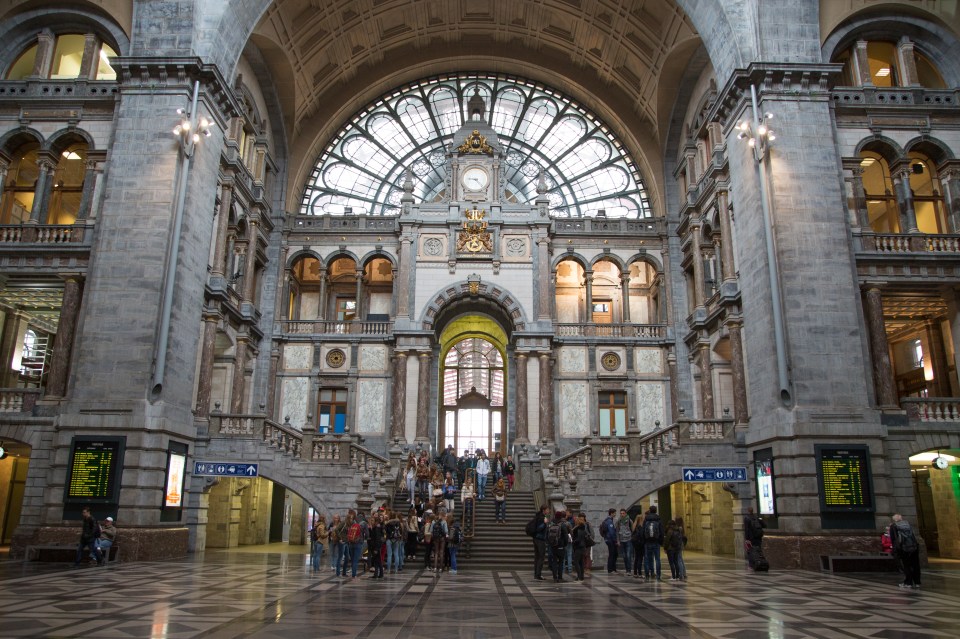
[301,73,651,218]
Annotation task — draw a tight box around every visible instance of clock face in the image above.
[933,456,949,470]
[462,167,489,191]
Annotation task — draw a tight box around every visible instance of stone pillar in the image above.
[726,318,750,424]
[862,285,898,407]
[242,220,258,303]
[896,37,920,87]
[716,189,737,283]
[354,268,364,321]
[78,33,99,79]
[0,311,24,387]
[195,306,221,418]
[31,30,55,78]
[538,353,554,442]
[690,222,705,307]
[894,168,920,234]
[28,156,55,224]
[941,167,960,233]
[584,271,593,322]
[317,267,327,319]
[391,352,407,440]
[849,167,870,229]
[267,347,280,420]
[415,352,431,442]
[620,273,631,322]
[537,235,552,321]
[925,320,952,397]
[854,40,872,86]
[667,350,679,422]
[396,234,412,319]
[698,343,714,418]
[74,160,98,222]
[44,275,83,398]
[230,335,248,413]
[210,181,233,278]
[515,352,529,443]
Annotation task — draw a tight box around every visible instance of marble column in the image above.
[690,222,705,307]
[44,275,83,397]
[230,335,248,413]
[78,33,98,79]
[716,189,737,283]
[242,220,259,303]
[391,352,407,441]
[896,37,920,86]
[317,267,328,319]
[515,353,529,443]
[698,343,715,418]
[538,353,554,442]
[210,180,233,278]
[584,271,593,322]
[537,235,552,321]
[667,350,679,422]
[849,167,870,229]
[854,40,872,86]
[28,157,55,224]
[74,160,98,222]
[31,30,55,78]
[894,168,920,234]
[926,320,952,397]
[396,234,412,319]
[195,306,221,418]
[862,285,898,407]
[266,347,280,420]
[415,352,431,442]
[726,318,750,424]
[620,273,631,322]
[941,168,960,233]
[354,268,364,321]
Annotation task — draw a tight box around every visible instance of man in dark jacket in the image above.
[74,507,104,567]
[531,505,548,581]
[641,505,664,580]
[890,513,921,589]
[441,446,458,486]
[743,507,765,570]
[600,508,619,573]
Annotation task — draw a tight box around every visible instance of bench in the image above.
[820,554,897,572]
[26,543,121,564]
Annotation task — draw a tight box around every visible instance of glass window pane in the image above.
[599,408,611,437]
[866,42,898,87]
[51,34,86,79]
[614,408,626,437]
[334,412,346,433]
[915,51,945,89]
[96,43,117,81]
[7,43,38,80]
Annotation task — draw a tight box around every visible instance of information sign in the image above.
[64,437,125,504]
[682,467,748,482]
[194,461,259,477]
[815,445,874,512]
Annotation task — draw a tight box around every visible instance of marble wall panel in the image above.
[356,379,385,434]
[283,344,313,370]
[360,345,387,372]
[560,382,589,437]
[501,234,531,262]
[559,347,586,373]
[300,295,319,319]
[369,293,391,315]
[636,381,665,434]
[281,377,309,431]
[635,347,662,374]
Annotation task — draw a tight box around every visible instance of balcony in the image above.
[554,323,667,341]
[0,389,41,413]
[857,232,960,255]
[280,319,394,336]
[832,87,958,109]
[0,224,90,246]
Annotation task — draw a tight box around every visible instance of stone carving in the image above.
[326,348,346,368]
[281,377,309,431]
[636,381,665,434]
[600,351,621,371]
[283,344,312,370]
[356,379,385,434]
[423,237,443,256]
[635,348,662,374]
[360,345,387,371]
[559,347,587,373]
[505,237,526,256]
[560,382,589,436]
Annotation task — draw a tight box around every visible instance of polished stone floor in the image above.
[0,547,958,638]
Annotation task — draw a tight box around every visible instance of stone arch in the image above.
[589,253,627,271]
[43,127,96,155]
[325,249,361,267]
[0,127,43,158]
[855,136,904,165]
[551,252,589,271]
[255,467,331,514]
[421,280,527,334]
[285,248,323,270]
[904,136,955,165]
[358,250,397,271]
[624,252,664,274]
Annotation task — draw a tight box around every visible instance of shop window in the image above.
[0,142,40,224]
[318,389,347,434]
[599,391,626,437]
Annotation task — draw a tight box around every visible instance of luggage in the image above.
[748,544,770,572]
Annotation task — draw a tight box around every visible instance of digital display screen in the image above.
[756,459,775,516]
[816,445,874,511]
[165,451,186,508]
[65,438,124,503]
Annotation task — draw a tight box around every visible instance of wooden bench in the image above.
[820,554,897,572]
[26,543,120,564]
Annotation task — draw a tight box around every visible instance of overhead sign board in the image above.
[194,462,258,477]
[682,467,748,482]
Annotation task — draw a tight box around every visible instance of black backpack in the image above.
[525,514,539,537]
[547,522,564,547]
[386,522,402,541]
[897,524,919,553]
[644,519,661,542]
[450,524,463,546]
[431,520,445,540]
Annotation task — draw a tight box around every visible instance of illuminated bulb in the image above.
[738,121,749,131]
[765,112,773,120]
[173,124,182,136]
[748,138,756,148]
[192,133,200,144]
[199,117,210,129]
[757,124,768,136]
[767,132,776,141]
[182,120,191,131]
[176,108,186,116]
[737,132,746,140]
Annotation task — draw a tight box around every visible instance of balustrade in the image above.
[0,388,40,412]
[902,398,960,422]
[555,323,666,339]
[280,319,393,335]
[0,224,87,245]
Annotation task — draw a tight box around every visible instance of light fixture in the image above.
[875,68,891,77]
[61,150,82,160]
[0,442,6,459]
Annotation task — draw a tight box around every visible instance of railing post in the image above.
[301,420,315,462]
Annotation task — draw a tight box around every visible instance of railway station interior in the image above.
[1,0,960,637]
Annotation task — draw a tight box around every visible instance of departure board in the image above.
[815,445,874,512]
[65,438,124,503]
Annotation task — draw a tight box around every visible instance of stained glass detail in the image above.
[301,73,651,218]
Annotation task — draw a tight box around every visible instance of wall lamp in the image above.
[736,111,776,159]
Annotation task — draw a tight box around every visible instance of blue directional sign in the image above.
[194,461,259,477]
[682,467,748,482]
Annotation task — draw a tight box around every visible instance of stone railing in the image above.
[349,444,391,482]
[0,388,40,412]
[0,224,88,245]
[287,214,398,232]
[636,425,680,462]
[832,87,958,108]
[678,418,733,441]
[264,419,303,457]
[552,445,592,482]
[902,398,960,423]
[555,323,666,339]
[0,79,118,99]
[552,217,663,236]
[280,319,394,335]
[859,232,960,254]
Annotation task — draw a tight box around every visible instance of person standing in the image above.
[890,513,921,589]
[528,505,549,581]
[441,445,459,486]
[447,515,462,575]
[547,511,571,582]
[493,478,507,523]
[504,455,516,490]
[310,516,326,573]
[368,512,385,579]
[641,505,664,580]
[600,508,619,574]
[404,455,417,505]
[329,514,345,573]
[616,508,634,576]
[385,509,405,574]
[475,452,491,500]
[571,513,589,582]
[431,512,448,574]
[457,450,470,488]
[74,507,104,567]
[743,507,765,570]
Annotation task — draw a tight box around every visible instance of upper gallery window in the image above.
[835,40,945,88]
[301,73,651,218]
[6,33,117,81]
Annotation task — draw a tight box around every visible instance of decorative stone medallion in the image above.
[326,348,346,368]
[423,237,443,256]
[505,237,526,256]
[600,351,621,371]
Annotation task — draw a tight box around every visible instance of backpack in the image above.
[525,514,539,537]
[387,522,402,541]
[584,524,596,547]
[346,522,362,544]
[310,527,320,543]
[897,523,919,553]
[450,524,463,546]
[431,520,445,540]
[599,519,611,539]
[644,519,661,542]
[444,484,456,499]
[547,522,564,548]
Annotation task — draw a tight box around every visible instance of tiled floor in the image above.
[0,549,958,638]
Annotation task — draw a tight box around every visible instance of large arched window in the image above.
[0,141,40,224]
[6,33,116,81]
[834,40,945,88]
[441,337,505,455]
[301,73,651,218]
[860,151,900,233]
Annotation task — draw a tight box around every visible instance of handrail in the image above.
[349,443,390,483]
[901,397,960,422]
[0,388,41,412]
[280,319,394,335]
[555,323,666,339]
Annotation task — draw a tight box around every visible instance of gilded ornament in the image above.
[457,130,493,155]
